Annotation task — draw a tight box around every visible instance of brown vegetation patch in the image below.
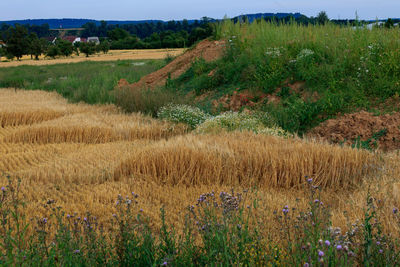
[117,40,226,91]
[309,111,400,151]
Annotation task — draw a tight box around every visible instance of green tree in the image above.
[108,28,130,41]
[317,11,329,25]
[80,42,96,57]
[30,36,47,60]
[5,25,29,60]
[56,39,73,57]
[46,45,60,59]
[385,18,394,28]
[99,41,110,54]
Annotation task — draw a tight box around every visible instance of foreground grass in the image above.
[0,60,164,104]
[1,176,400,266]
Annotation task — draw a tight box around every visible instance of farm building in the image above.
[87,37,100,45]
[61,36,87,44]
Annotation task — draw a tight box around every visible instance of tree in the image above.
[56,39,73,57]
[99,41,110,54]
[30,35,47,60]
[46,45,60,59]
[80,42,96,57]
[108,28,130,41]
[5,25,29,60]
[317,11,329,25]
[385,18,394,28]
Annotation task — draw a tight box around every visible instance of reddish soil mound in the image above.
[117,40,226,90]
[309,111,400,151]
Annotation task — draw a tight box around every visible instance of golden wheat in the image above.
[115,132,378,189]
[1,88,400,240]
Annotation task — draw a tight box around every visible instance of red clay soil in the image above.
[309,111,400,151]
[117,40,226,90]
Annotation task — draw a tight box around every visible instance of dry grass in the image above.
[0,49,185,68]
[115,133,378,189]
[1,88,400,240]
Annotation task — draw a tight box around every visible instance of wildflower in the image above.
[162,261,168,266]
[67,214,71,218]
[112,214,117,217]
[42,218,48,224]
[393,208,398,214]
[304,263,310,267]
[376,241,381,245]
[83,217,87,221]
[282,205,289,215]
[74,249,80,254]
[140,209,143,212]
[336,245,343,251]
[324,240,331,246]
[307,178,313,184]
[314,199,319,203]
[318,250,324,257]
[1,186,5,192]
[379,249,383,254]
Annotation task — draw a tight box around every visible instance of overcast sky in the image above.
[0,0,399,21]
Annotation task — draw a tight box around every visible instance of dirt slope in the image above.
[309,111,400,151]
[117,39,226,90]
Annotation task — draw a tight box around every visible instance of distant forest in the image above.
[1,12,399,58]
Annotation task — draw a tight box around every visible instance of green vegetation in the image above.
[2,176,400,266]
[0,60,164,104]
[169,21,400,134]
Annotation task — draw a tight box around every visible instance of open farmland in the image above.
[0,48,185,68]
[1,88,400,238]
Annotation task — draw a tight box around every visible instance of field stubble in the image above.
[0,88,399,239]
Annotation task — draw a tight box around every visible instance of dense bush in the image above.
[195,111,290,137]
[114,86,190,117]
[158,104,211,129]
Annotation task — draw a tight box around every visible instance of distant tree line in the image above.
[0,25,110,61]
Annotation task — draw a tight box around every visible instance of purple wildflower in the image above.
[1,187,5,192]
[162,261,168,266]
[67,214,71,218]
[376,241,381,245]
[324,240,331,246]
[379,249,383,254]
[140,209,143,212]
[307,178,313,184]
[74,249,80,254]
[83,217,87,221]
[304,263,310,267]
[314,199,319,203]
[336,245,343,251]
[112,214,117,217]
[393,208,398,214]
[42,218,48,224]
[318,250,324,257]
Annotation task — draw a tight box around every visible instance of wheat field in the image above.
[0,48,185,68]
[1,88,400,238]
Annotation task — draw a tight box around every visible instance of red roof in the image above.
[62,36,77,42]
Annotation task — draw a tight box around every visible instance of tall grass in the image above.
[0,60,164,104]
[176,20,400,133]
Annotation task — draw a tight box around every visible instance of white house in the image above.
[87,37,100,45]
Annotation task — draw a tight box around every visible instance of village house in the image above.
[87,37,100,45]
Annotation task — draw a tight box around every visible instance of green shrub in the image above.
[195,111,291,137]
[157,104,211,129]
[114,86,190,117]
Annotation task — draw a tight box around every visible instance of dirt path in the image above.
[0,49,185,68]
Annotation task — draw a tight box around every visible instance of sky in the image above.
[0,0,399,21]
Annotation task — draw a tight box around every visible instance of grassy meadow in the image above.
[1,21,400,266]
[0,59,165,104]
